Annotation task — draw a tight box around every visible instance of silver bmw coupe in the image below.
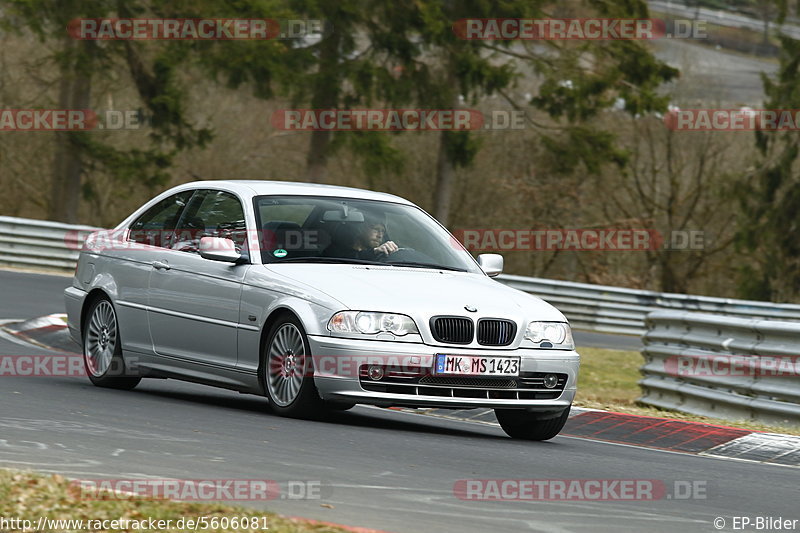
[65,180,580,440]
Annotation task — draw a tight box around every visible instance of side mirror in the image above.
[199,236,243,263]
[477,253,503,277]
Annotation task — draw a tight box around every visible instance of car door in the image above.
[147,189,249,368]
[114,190,193,355]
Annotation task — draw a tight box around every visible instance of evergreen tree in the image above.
[736,33,800,301]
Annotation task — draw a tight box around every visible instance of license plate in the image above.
[434,354,520,376]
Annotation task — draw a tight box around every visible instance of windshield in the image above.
[253,195,482,274]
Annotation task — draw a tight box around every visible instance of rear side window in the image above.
[171,190,247,253]
[129,191,193,248]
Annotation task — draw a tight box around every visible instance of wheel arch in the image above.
[255,296,333,389]
[257,297,330,355]
[80,288,111,339]
[79,272,119,335]
[257,306,303,394]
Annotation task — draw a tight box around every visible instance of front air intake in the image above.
[430,316,474,344]
[477,319,516,346]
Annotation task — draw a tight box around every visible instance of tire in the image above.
[83,297,141,390]
[263,314,324,418]
[495,406,571,441]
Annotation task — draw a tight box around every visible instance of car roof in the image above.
[175,180,414,205]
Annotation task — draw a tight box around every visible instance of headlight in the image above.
[328,311,418,336]
[524,321,574,349]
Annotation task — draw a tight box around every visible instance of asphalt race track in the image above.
[0,270,796,533]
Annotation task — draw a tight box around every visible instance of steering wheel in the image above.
[373,246,411,261]
[378,247,424,263]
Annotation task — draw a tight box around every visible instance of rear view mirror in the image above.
[322,210,365,223]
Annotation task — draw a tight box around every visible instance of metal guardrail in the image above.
[2,215,800,337]
[498,274,800,335]
[639,310,800,427]
[0,216,98,271]
[648,0,800,40]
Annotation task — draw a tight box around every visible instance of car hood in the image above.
[264,264,566,322]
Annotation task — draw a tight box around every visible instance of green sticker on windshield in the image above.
[273,249,288,258]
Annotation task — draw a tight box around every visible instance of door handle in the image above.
[153,260,170,270]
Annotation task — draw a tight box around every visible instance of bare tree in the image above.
[595,113,747,293]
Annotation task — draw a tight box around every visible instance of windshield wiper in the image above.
[385,261,467,272]
[270,257,384,266]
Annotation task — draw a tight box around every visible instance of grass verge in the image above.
[0,470,372,533]
[575,346,800,436]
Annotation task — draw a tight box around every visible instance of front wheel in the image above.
[494,407,571,441]
[83,297,141,390]
[263,315,324,418]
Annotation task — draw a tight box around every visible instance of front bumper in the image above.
[308,334,579,410]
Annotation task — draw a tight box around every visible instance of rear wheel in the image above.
[83,297,141,390]
[263,315,325,418]
[495,407,571,441]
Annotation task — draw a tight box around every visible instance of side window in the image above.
[171,190,247,253]
[129,191,193,248]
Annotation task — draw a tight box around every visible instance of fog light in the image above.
[543,373,558,389]
[368,365,384,381]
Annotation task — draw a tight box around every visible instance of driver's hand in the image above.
[374,241,399,255]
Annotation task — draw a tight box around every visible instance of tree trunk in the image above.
[433,63,459,226]
[433,130,454,225]
[49,38,92,223]
[306,130,332,183]
[659,254,683,293]
[304,27,340,183]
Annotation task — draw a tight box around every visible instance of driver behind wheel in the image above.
[324,212,399,260]
[362,217,398,256]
